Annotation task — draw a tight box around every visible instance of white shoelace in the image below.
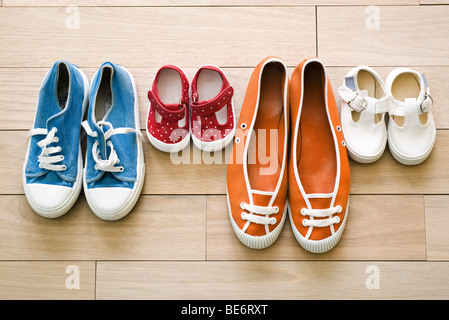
[301,206,342,227]
[240,202,279,225]
[82,120,142,173]
[28,127,66,171]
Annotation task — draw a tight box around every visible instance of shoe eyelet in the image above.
[235,137,241,144]
[336,205,342,213]
[240,202,247,210]
[241,212,247,220]
[240,123,247,130]
[334,216,340,224]
[301,208,307,216]
[336,126,341,132]
[270,217,277,225]
[62,165,67,170]
[119,166,124,172]
[302,219,309,227]
[54,137,59,143]
[273,206,279,213]
[342,141,346,147]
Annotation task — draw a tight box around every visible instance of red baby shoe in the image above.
[190,65,236,152]
[146,65,190,153]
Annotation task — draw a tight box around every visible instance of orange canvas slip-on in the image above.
[288,58,351,253]
[226,56,289,249]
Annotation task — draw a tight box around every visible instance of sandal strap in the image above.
[389,73,433,117]
[147,89,187,122]
[338,85,392,114]
[191,85,234,117]
[390,95,433,117]
[390,89,433,117]
[338,85,367,112]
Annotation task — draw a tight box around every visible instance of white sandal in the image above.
[338,66,392,163]
[386,68,436,165]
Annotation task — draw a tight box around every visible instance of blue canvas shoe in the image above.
[23,60,89,218]
[82,62,145,221]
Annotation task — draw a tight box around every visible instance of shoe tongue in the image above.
[252,193,273,208]
[308,197,332,209]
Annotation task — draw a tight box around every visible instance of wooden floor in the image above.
[1,0,449,300]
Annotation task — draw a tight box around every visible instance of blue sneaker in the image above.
[23,60,89,218]
[82,62,145,221]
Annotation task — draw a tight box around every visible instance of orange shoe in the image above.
[226,57,289,249]
[288,58,351,253]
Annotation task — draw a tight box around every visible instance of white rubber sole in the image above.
[289,198,350,253]
[22,66,90,218]
[84,65,145,221]
[191,124,236,152]
[345,139,386,164]
[83,163,145,221]
[226,191,287,249]
[387,132,436,166]
[23,148,84,219]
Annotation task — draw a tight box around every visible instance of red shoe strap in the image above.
[191,85,234,117]
[147,89,187,122]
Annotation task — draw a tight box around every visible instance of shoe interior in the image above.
[95,66,113,121]
[391,72,427,126]
[297,61,336,194]
[57,62,70,110]
[156,68,184,126]
[197,68,227,125]
[157,68,182,104]
[247,61,286,192]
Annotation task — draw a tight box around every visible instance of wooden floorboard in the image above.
[2,66,448,131]
[2,130,448,195]
[420,0,449,3]
[0,6,316,68]
[424,195,449,261]
[0,261,95,300]
[95,261,449,300]
[207,195,426,261]
[2,0,420,6]
[0,2,448,301]
[317,5,449,66]
[0,67,250,130]
[0,195,206,260]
